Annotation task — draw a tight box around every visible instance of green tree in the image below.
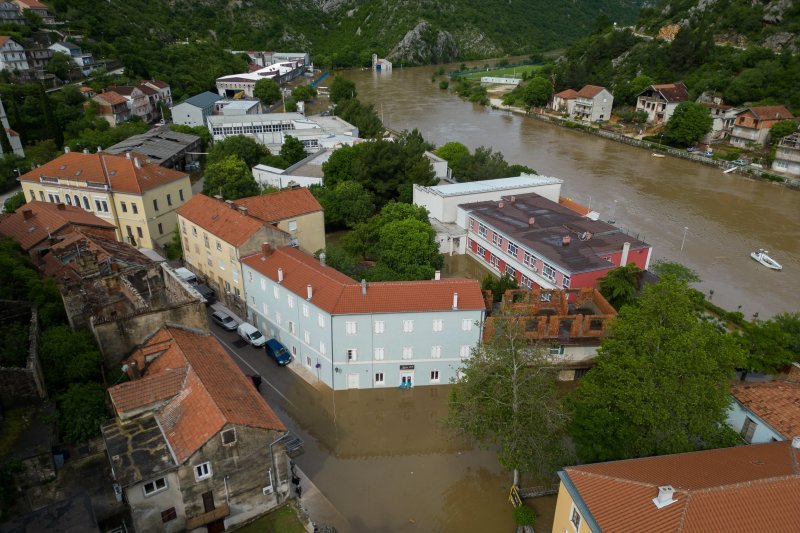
[447,315,571,485]
[48,51,75,81]
[284,98,298,112]
[482,273,519,303]
[569,277,745,462]
[523,77,552,111]
[650,260,700,283]
[279,135,307,167]
[25,139,59,166]
[253,78,281,105]
[170,124,211,150]
[739,319,794,375]
[202,155,259,200]
[373,218,442,280]
[207,135,270,168]
[335,98,383,138]
[435,141,470,174]
[39,326,102,393]
[164,226,183,260]
[774,313,800,356]
[0,120,12,155]
[330,75,357,105]
[314,246,357,279]
[39,85,63,147]
[319,180,375,229]
[664,102,713,147]
[291,84,317,102]
[58,383,109,443]
[598,263,642,310]
[769,120,798,143]
[3,191,25,213]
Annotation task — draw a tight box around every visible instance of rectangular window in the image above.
[158,223,163,235]
[489,254,500,269]
[476,244,486,256]
[195,462,212,481]
[288,295,295,308]
[143,477,167,496]
[94,199,109,213]
[431,345,442,359]
[374,347,384,360]
[216,240,222,251]
[318,314,325,328]
[403,320,414,333]
[430,370,440,383]
[132,203,139,214]
[491,232,498,245]
[508,241,518,256]
[402,347,413,360]
[562,275,571,289]
[460,345,470,358]
[273,286,279,299]
[288,321,296,334]
[288,220,298,232]
[374,321,385,334]
[570,506,582,531]
[462,319,473,331]
[549,345,565,356]
[204,233,209,248]
[218,258,225,270]
[221,428,236,445]
[346,321,357,335]
[302,304,309,317]
[523,251,534,268]
[432,319,443,332]
[375,372,385,385]
[542,263,556,281]
[742,417,758,443]
[304,331,310,344]
[121,201,128,213]
[232,269,239,284]
[153,199,159,211]
[167,193,172,206]
[478,223,487,237]
[161,507,177,523]
[262,303,269,316]
[347,348,357,361]
[505,265,516,277]
[520,275,533,289]
[179,189,184,201]
[137,227,144,238]
[319,341,326,355]
[275,312,282,325]
[260,278,266,291]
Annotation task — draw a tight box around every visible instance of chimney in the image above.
[498,201,504,208]
[261,242,272,257]
[238,206,248,215]
[452,292,459,310]
[361,278,367,296]
[97,146,102,152]
[213,194,224,202]
[82,148,89,154]
[528,217,535,226]
[319,252,326,266]
[133,157,142,169]
[225,200,236,209]
[434,270,441,280]
[792,436,800,449]
[22,208,33,220]
[56,203,66,211]
[652,485,675,509]
[125,152,132,159]
[620,241,631,266]
[277,267,284,283]
[510,196,516,203]
[307,284,312,300]
[562,235,571,246]
[123,361,140,380]
[64,146,70,153]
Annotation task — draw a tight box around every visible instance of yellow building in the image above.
[176,194,290,314]
[19,150,191,249]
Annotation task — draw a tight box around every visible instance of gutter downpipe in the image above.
[269,431,291,503]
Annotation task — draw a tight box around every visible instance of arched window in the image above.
[74,194,80,206]
[82,196,90,210]
[65,195,72,206]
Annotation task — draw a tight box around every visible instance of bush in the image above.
[439,80,449,90]
[513,505,536,526]
[58,382,109,443]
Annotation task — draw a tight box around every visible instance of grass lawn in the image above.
[460,65,540,80]
[235,504,306,533]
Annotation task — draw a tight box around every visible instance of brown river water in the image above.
[340,64,800,319]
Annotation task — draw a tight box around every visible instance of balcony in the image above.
[186,503,230,530]
[776,149,800,164]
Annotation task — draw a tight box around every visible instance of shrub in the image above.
[58,382,109,443]
[513,505,536,526]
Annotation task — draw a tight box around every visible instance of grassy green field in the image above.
[459,65,540,80]
[235,504,306,533]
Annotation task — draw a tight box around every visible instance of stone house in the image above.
[102,325,290,532]
[635,82,689,123]
[106,85,156,123]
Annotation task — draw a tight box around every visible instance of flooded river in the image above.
[341,65,800,319]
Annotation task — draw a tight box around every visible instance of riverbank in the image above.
[487,98,800,191]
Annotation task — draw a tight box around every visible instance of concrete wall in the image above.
[0,306,45,408]
[726,400,784,444]
[172,102,210,127]
[127,471,186,533]
[552,481,593,533]
[274,210,325,255]
[252,165,323,189]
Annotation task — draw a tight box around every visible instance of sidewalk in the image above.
[296,465,353,532]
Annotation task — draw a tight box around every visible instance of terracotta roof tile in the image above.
[94,91,128,106]
[16,0,48,9]
[576,85,606,98]
[110,326,285,464]
[18,152,188,195]
[746,105,794,121]
[108,367,187,414]
[236,188,323,223]
[242,247,486,315]
[649,82,689,102]
[79,86,94,93]
[142,79,169,89]
[563,441,800,532]
[0,201,115,251]
[731,381,800,438]
[176,193,268,247]
[554,89,578,99]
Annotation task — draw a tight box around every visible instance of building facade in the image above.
[18,150,191,249]
[170,91,220,127]
[0,36,29,71]
[215,61,305,98]
[727,381,800,444]
[730,105,794,148]
[92,92,131,126]
[572,85,613,122]
[635,82,689,123]
[242,247,487,390]
[772,132,800,176]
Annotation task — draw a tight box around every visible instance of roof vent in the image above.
[133,157,142,169]
[225,200,236,209]
[361,278,367,296]
[307,284,312,300]
[238,206,248,215]
[652,485,676,509]
[434,270,441,281]
[277,267,283,283]
[64,146,70,153]
[562,235,571,246]
[213,195,223,202]
[319,252,326,267]
[125,152,132,159]
[498,201,504,208]
[792,436,800,449]
[82,148,89,154]
[22,208,33,220]
[528,217,535,226]
[452,292,459,310]
[261,243,272,257]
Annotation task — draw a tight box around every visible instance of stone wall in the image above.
[0,306,46,409]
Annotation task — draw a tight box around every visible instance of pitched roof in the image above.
[746,105,793,120]
[40,230,153,279]
[54,41,80,51]
[561,441,800,532]
[236,188,323,223]
[142,79,169,89]
[18,151,189,195]
[93,91,128,106]
[78,86,93,93]
[110,326,285,464]
[576,85,606,98]
[179,91,220,108]
[731,381,800,439]
[242,246,486,315]
[0,201,115,251]
[15,0,49,9]
[554,89,578,99]
[0,36,11,48]
[176,193,267,247]
[643,82,689,103]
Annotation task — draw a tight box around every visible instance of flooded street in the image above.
[341,65,800,319]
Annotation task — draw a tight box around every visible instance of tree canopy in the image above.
[769,120,798,143]
[207,135,270,168]
[315,180,375,229]
[664,102,713,147]
[202,155,260,200]
[291,84,317,102]
[569,277,745,463]
[434,142,536,182]
[330,75,357,105]
[523,77,553,111]
[598,263,642,310]
[334,98,383,138]
[254,78,281,105]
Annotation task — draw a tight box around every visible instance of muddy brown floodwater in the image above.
[340,64,800,319]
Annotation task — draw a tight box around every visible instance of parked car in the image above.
[686,146,697,152]
[195,284,216,305]
[732,159,748,166]
[211,311,237,331]
[237,322,266,348]
[703,150,713,158]
[265,339,292,366]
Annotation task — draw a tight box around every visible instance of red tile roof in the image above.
[242,246,486,315]
[648,82,689,102]
[562,441,800,532]
[746,105,794,121]
[78,86,94,93]
[554,89,578,99]
[0,36,9,48]
[110,326,285,463]
[0,200,115,251]
[15,0,49,9]
[176,193,269,247]
[731,381,800,439]
[19,152,188,195]
[236,188,323,223]
[576,85,606,98]
[94,91,128,106]
[142,79,169,89]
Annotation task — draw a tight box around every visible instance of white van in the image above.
[174,267,197,284]
[237,322,266,348]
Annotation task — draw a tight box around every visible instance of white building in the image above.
[170,91,220,127]
[48,41,94,74]
[572,85,613,122]
[216,62,305,98]
[0,96,24,157]
[727,380,799,444]
[635,82,689,123]
[214,99,261,116]
[0,36,28,72]
[232,51,310,68]
[412,175,563,255]
[207,113,359,153]
[425,151,451,180]
[772,133,800,177]
[242,246,486,390]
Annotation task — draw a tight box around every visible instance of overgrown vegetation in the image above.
[434,142,536,182]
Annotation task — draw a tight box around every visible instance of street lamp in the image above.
[680,226,688,252]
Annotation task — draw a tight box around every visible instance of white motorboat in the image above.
[652,153,666,158]
[750,249,782,270]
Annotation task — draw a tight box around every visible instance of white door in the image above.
[347,373,360,389]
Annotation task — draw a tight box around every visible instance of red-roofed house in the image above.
[92,91,131,126]
[102,325,290,533]
[572,85,613,122]
[241,246,487,390]
[727,380,800,444]
[236,187,325,253]
[19,150,191,249]
[553,440,800,532]
[11,0,54,23]
[551,89,578,114]
[176,193,290,314]
[635,82,689,123]
[730,105,795,147]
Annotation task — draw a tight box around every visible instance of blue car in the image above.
[265,339,292,366]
